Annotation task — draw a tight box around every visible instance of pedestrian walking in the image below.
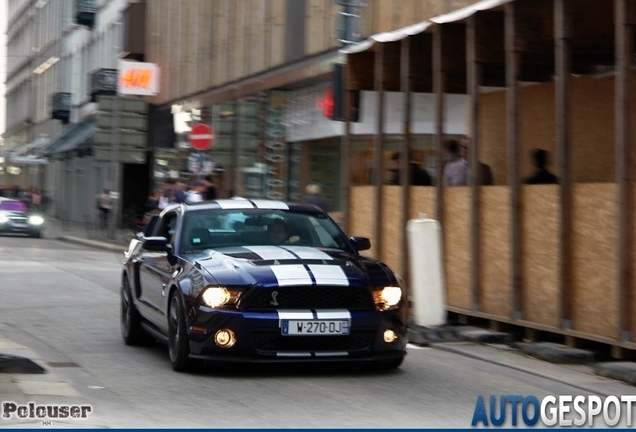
[96,189,113,230]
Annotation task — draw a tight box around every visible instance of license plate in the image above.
[281,320,350,336]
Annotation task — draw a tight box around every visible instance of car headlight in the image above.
[201,286,242,308]
[28,215,44,225]
[0,214,7,223]
[372,286,403,311]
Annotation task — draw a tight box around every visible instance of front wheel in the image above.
[168,292,191,371]
[121,276,148,346]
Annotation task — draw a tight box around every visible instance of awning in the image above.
[7,154,48,165]
[10,137,50,156]
[340,0,513,56]
[6,137,50,165]
[38,116,96,157]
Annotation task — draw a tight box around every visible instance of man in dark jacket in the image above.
[389,151,432,186]
[525,149,559,184]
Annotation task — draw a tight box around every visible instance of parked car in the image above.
[0,198,45,238]
[121,199,407,371]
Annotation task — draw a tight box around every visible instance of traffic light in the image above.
[331,63,360,122]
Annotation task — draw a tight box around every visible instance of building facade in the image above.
[4,0,151,228]
[144,0,480,213]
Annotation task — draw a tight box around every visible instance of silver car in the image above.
[0,198,45,238]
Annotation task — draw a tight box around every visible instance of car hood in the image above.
[188,245,395,288]
[0,210,27,217]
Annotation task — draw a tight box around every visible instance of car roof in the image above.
[162,199,324,214]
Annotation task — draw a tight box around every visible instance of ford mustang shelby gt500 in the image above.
[121,199,407,371]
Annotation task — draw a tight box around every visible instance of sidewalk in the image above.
[44,217,135,253]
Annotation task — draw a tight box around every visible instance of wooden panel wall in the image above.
[480,186,511,318]
[350,186,377,258]
[444,187,471,310]
[521,185,559,327]
[571,184,618,339]
[146,0,484,105]
[409,187,437,220]
[249,0,266,75]
[271,0,286,67]
[381,186,404,276]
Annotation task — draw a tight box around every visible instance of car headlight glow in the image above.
[373,286,403,311]
[200,286,242,308]
[28,215,44,225]
[0,214,7,223]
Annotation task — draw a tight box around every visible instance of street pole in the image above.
[109,95,122,239]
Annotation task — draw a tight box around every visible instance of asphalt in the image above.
[2,217,635,396]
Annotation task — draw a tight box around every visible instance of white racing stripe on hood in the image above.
[271,265,313,286]
[280,246,333,260]
[307,264,349,286]
[245,246,297,260]
[314,310,351,320]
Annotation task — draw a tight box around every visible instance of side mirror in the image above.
[350,236,371,252]
[142,236,172,253]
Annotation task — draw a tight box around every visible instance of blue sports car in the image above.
[121,199,407,371]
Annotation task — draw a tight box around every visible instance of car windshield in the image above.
[180,209,353,254]
[0,201,27,212]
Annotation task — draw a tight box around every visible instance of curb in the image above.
[57,236,127,253]
[594,362,636,386]
[407,325,513,346]
[431,343,620,397]
[518,342,596,364]
[409,324,636,388]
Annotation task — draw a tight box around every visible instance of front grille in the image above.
[9,217,27,222]
[251,330,376,352]
[243,286,375,311]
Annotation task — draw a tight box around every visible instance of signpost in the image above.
[189,123,215,151]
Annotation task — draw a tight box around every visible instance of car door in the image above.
[138,211,179,330]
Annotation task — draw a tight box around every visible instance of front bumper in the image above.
[186,307,407,363]
[0,221,36,234]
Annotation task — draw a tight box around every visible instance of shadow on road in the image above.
[140,343,405,378]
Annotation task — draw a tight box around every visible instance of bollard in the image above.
[406,214,446,328]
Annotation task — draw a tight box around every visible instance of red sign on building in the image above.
[189,123,215,151]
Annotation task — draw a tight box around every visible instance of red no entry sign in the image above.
[189,123,215,151]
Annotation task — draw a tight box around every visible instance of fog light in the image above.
[214,329,236,348]
[383,329,398,343]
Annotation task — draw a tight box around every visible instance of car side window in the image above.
[157,213,178,244]
[143,216,159,237]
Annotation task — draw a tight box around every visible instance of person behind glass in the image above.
[303,184,328,212]
[389,151,432,186]
[525,148,559,184]
[443,139,469,186]
[267,219,300,245]
[460,136,493,186]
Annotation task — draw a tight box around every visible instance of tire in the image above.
[168,292,191,372]
[121,275,148,346]
[30,230,41,238]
